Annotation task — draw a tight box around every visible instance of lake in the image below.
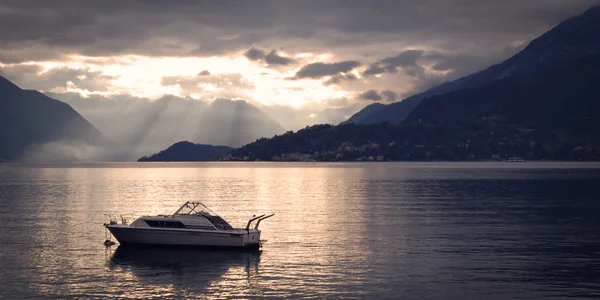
[1,162,600,299]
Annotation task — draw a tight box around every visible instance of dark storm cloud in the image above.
[244,47,294,66]
[294,61,361,79]
[358,90,382,101]
[1,0,598,64]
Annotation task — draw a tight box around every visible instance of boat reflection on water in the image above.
[106,245,262,297]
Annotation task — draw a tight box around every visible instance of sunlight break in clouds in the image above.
[7,54,350,108]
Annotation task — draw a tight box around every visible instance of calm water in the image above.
[1,162,600,299]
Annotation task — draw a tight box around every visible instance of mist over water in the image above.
[1,162,599,299]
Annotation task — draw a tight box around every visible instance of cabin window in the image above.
[144,220,186,228]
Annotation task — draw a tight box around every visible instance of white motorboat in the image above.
[104,201,274,248]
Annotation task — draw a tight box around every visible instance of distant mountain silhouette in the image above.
[261,104,365,131]
[345,5,600,125]
[138,141,232,162]
[0,76,105,161]
[200,99,285,147]
[48,93,285,160]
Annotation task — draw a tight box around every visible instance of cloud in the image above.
[362,50,424,76]
[265,50,294,65]
[161,72,254,98]
[358,89,382,101]
[244,47,294,66]
[381,90,397,101]
[244,47,266,61]
[1,0,599,115]
[356,89,397,102]
[0,64,116,92]
[1,0,596,65]
[421,52,500,77]
[362,64,386,76]
[323,73,357,86]
[294,60,360,79]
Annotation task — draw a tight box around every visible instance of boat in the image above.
[104,201,274,248]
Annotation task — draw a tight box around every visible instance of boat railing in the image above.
[104,214,133,225]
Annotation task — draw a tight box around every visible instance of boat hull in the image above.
[106,225,261,248]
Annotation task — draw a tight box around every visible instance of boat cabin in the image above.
[130,201,235,231]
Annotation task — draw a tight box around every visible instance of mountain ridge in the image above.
[0,76,107,161]
[138,141,233,162]
[344,5,600,125]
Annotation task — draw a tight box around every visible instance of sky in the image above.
[1,0,599,111]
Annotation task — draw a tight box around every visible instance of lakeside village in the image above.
[220,137,597,162]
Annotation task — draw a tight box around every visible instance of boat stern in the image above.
[243,229,261,247]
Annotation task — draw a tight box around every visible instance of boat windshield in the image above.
[174,201,216,216]
[173,201,234,230]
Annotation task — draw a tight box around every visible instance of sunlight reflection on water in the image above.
[1,162,600,299]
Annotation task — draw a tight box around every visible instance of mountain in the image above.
[0,76,105,161]
[341,103,387,124]
[138,141,232,162]
[345,5,600,125]
[48,93,285,160]
[404,53,600,137]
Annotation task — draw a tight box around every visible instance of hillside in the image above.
[345,5,600,125]
[227,119,600,162]
[0,76,106,161]
[228,51,600,162]
[138,141,232,162]
[404,54,600,134]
